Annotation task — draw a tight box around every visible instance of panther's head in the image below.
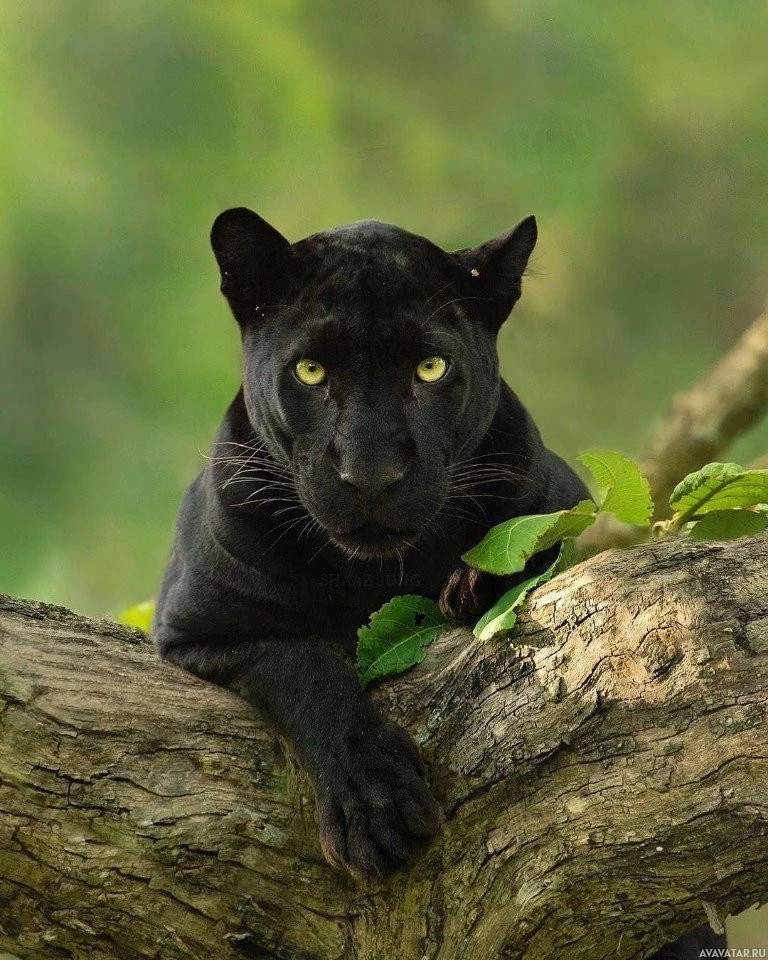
[211,208,536,559]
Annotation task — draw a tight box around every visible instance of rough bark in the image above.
[642,305,768,517]
[2,534,768,960]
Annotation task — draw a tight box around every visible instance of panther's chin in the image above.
[328,522,419,560]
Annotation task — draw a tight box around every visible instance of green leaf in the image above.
[578,449,653,526]
[472,537,582,641]
[689,509,768,542]
[670,463,768,520]
[550,535,581,574]
[117,600,155,633]
[473,566,552,641]
[461,500,596,575]
[356,595,449,688]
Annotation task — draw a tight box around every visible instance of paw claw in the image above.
[440,561,490,621]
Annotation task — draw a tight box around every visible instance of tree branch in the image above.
[2,534,768,959]
[642,304,768,517]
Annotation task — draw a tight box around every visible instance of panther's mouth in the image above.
[328,521,419,560]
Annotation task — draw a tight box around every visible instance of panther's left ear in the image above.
[453,215,537,330]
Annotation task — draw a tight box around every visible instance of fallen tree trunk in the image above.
[1,535,768,960]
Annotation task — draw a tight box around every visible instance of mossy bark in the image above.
[1,535,768,959]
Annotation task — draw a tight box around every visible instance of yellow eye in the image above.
[294,359,326,386]
[415,356,448,383]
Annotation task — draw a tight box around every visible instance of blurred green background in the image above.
[2,1,768,947]
[2,0,768,622]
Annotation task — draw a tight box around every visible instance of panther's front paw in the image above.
[439,560,498,621]
[314,718,442,878]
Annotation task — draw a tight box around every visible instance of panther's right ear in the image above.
[210,207,290,318]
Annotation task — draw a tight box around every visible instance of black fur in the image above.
[649,924,727,958]
[153,209,590,878]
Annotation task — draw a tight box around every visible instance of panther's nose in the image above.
[339,467,405,504]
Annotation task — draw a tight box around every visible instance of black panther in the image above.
[151,208,724,955]
[153,206,590,876]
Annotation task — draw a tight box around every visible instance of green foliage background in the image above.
[3,0,768,618]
